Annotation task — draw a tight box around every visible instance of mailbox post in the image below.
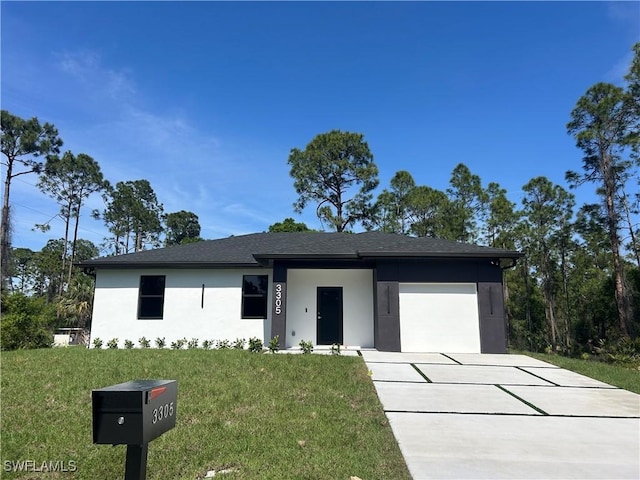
[92,380,177,480]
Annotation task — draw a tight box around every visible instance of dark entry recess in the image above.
[317,287,343,345]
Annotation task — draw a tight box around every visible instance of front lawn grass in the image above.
[520,351,640,394]
[1,348,410,480]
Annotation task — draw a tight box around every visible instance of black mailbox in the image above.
[92,379,177,445]
[92,380,177,480]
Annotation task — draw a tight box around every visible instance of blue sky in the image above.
[2,1,639,254]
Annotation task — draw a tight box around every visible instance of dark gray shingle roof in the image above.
[79,232,521,269]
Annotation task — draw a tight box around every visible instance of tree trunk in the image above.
[503,278,512,342]
[336,194,344,232]
[541,248,558,349]
[67,203,81,286]
[135,230,142,252]
[59,202,72,296]
[561,245,572,349]
[522,258,533,350]
[1,158,13,288]
[602,153,631,336]
[543,278,558,349]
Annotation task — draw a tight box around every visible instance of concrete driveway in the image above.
[362,352,640,480]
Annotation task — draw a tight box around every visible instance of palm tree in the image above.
[56,275,94,344]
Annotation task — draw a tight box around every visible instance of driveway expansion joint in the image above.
[515,365,560,386]
[496,384,549,415]
[440,353,463,364]
[410,363,432,382]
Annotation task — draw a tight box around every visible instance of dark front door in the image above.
[317,287,343,345]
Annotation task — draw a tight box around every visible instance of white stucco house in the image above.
[80,232,521,353]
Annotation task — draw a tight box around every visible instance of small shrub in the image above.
[268,335,280,354]
[138,337,151,348]
[201,339,214,350]
[92,337,103,349]
[299,339,313,354]
[331,343,341,356]
[217,339,231,349]
[155,337,166,349]
[248,337,263,353]
[232,338,246,350]
[187,338,199,349]
[124,339,135,349]
[171,338,187,350]
[106,338,119,349]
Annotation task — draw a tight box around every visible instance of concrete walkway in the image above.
[362,352,640,480]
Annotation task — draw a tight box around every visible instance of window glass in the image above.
[242,275,268,318]
[138,275,166,319]
[140,275,165,295]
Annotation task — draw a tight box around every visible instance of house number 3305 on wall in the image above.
[275,283,283,315]
[152,402,174,424]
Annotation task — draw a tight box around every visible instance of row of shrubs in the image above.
[581,337,640,366]
[89,335,342,355]
[532,336,640,368]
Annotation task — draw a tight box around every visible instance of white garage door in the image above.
[399,283,481,353]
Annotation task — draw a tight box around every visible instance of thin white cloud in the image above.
[114,105,221,162]
[605,51,634,84]
[32,49,281,249]
[7,45,303,251]
[57,50,136,101]
[58,50,99,77]
[604,2,639,84]
[220,202,271,223]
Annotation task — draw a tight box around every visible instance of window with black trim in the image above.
[138,275,166,319]
[242,275,268,318]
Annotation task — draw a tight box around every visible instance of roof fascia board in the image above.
[358,251,523,259]
[77,262,262,270]
[252,253,359,261]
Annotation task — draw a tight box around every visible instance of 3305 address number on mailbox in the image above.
[152,402,174,424]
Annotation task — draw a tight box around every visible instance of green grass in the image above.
[519,351,640,394]
[1,348,410,480]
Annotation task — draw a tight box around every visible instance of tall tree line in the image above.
[1,110,204,290]
[1,110,203,347]
[288,43,640,352]
[3,42,638,353]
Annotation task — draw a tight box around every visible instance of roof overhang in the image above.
[358,250,523,272]
[357,250,523,259]
[251,252,359,267]
[78,248,523,271]
[78,261,262,270]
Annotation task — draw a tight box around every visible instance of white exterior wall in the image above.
[90,268,271,348]
[399,283,481,353]
[285,269,374,348]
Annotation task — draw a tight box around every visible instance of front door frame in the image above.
[316,286,343,345]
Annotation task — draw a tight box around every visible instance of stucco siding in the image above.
[285,269,374,348]
[90,268,271,347]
